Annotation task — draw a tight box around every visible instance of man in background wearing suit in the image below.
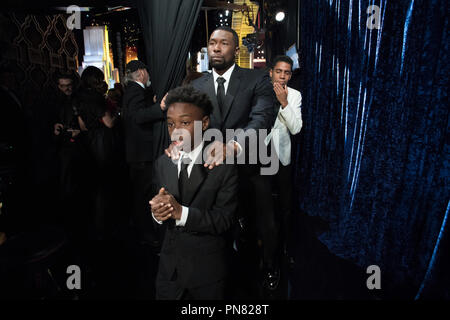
[122,60,165,248]
[150,85,238,300]
[187,26,278,292]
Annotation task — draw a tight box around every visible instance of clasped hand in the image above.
[149,187,182,222]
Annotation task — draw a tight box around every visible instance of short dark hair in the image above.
[271,55,294,70]
[211,26,239,47]
[165,85,213,117]
[55,71,74,83]
[80,66,104,90]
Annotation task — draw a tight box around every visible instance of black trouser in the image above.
[274,163,293,251]
[249,173,276,269]
[58,143,91,239]
[156,274,225,300]
[129,161,159,244]
[251,162,293,269]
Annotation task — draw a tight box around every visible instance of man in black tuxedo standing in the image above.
[185,27,276,293]
[188,27,274,164]
[122,60,165,248]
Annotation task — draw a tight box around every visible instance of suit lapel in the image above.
[182,163,207,206]
[203,74,222,128]
[222,66,241,124]
[180,142,212,206]
[163,158,180,201]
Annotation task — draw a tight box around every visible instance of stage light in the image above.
[275,11,285,22]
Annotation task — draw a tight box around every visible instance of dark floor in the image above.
[0,166,382,300]
[0,211,383,300]
[0,225,290,300]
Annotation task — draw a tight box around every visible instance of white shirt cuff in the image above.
[279,104,289,119]
[151,211,163,224]
[229,140,243,157]
[176,206,189,227]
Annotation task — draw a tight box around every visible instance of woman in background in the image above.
[74,66,127,296]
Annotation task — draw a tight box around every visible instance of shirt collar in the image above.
[212,63,235,83]
[133,80,145,89]
[179,140,204,164]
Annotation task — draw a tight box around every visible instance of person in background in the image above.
[51,71,88,235]
[122,60,166,249]
[182,56,203,85]
[258,55,303,290]
[74,67,127,294]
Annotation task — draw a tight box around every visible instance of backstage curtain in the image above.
[136,0,203,158]
[294,0,449,298]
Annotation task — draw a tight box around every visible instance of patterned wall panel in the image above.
[0,12,79,106]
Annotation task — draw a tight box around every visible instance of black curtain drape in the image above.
[294,0,449,298]
[136,0,203,158]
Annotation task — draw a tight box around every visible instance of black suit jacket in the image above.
[152,146,238,288]
[122,81,165,163]
[191,66,275,153]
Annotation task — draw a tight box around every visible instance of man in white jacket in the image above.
[260,55,302,291]
[266,56,303,165]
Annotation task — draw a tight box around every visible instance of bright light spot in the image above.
[275,11,285,22]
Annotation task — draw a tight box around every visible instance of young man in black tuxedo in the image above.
[150,86,238,300]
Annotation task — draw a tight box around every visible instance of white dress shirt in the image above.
[265,86,302,166]
[211,64,243,155]
[212,64,235,94]
[152,141,204,226]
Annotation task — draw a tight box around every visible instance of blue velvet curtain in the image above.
[294,0,449,298]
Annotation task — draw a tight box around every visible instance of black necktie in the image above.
[216,77,226,115]
[178,156,191,205]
